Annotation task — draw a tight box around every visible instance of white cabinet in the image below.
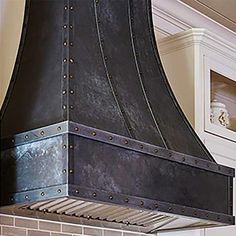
[158,28,236,236]
[158,28,236,145]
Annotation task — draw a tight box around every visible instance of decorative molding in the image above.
[152,0,236,45]
[157,29,236,61]
[152,4,190,36]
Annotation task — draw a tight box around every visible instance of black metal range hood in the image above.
[0,0,234,233]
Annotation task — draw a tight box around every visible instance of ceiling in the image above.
[180,0,236,32]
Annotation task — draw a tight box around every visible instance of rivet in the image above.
[182,157,185,162]
[70,6,73,10]
[75,127,79,131]
[109,195,113,200]
[41,131,44,135]
[69,58,74,63]
[63,105,67,110]
[64,6,68,10]
[57,126,61,131]
[25,135,29,139]
[182,208,185,212]
[63,25,67,29]
[63,74,67,79]
[57,189,62,193]
[109,136,113,140]
[75,189,79,194]
[93,192,97,197]
[25,195,29,200]
[140,201,144,206]
[70,42,73,46]
[69,25,73,29]
[124,140,128,144]
[62,169,67,174]
[69,75,73,79]
[154,149,158,153]
[70,90,74,94]
[125,198,129,203]
[63,58,67,63]
[41,192,45,196]
[140,144,143,149]
[95,0,99,4]
[63,41,67,46]
[104,56,108,61]
[69,145,73,149]
[92,131,96,136]
[69,169,73,174]
[12,139,15,143]
[62,90,67,95]
[155,204,158,208]
[70,105,74,109]
[168,207,172,211]
[63,145,67,149]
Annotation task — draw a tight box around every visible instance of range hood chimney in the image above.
[0,0,234,233]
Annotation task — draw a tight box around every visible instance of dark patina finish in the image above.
[0,0,234,233]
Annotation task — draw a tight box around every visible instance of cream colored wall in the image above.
[0,0,25,108]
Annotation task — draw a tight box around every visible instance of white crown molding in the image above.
[152,4,190,36]
[152,0,236,45]
[157,28,236,61]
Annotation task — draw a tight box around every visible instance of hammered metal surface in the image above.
[0,0,234,230]
[71,135,229,215]
[0,0,214,161]
[0,135,67,204]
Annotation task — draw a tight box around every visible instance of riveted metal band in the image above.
[68,185,234,225]
[68,122,235,177]
[1,184,233,229]
[0,121,234,177]
[67,0,75,118]
[62,0,70,119]
[0,121,69,150]
[68,133,75,183]
[4,184,68,206]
